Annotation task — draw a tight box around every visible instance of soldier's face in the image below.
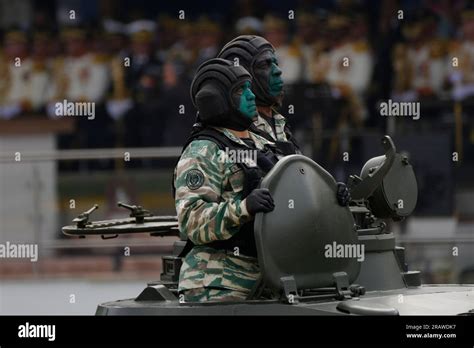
[233,81,257,119]
[253,50,284,97]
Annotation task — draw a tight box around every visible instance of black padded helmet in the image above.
[218,35,279,107]
[190,58,253,131]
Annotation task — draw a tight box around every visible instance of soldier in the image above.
[103,19,129,59]
[48,26,110,106]
[103,20,133,133]
[0,28,29,119]
[175,58,279,302]
[393,16,446,101]
[294,11,319,83]
[192,16,222,71]
[121,20,163,149]
[47,25,112,159]
[446,11,474,100]
[326,14,372,125]
[155,15,180,63]
[218,35,300,155]
[446,11,474,163]
[165,21,198,81]
[262,15,302,84]
[292,13,334,163]
[28,30,54,113]
[0,28,50,119]
[176,58,351,302]
[218,35,351,195]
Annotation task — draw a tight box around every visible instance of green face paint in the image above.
[238,81,257,119]
[268,55,283,96]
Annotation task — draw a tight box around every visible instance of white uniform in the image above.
[300,43,315,82]
[275,45,302,84]
[49,53,110,103]
[447,40,474,100]
[0,57,51,118]
[327,41,373,96]
[326,40,373,122]
[407,45,445,95]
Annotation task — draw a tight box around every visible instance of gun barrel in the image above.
[117,202,135,210]
[84,204,99,215]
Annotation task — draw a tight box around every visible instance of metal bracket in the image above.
[333,272,366,300]
[117,201,152,223]
[135,285,177,302]
[280,276,299,304]
[72,204,99,228]
[101,234,118,240]
[333,272,353,300]
[160,256,183,282]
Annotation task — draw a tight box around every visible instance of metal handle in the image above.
[349,135,396,200]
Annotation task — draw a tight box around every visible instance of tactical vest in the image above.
[175,126,280,257]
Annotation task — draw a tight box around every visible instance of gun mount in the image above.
[72,204,99,229]
[117,201,152,223]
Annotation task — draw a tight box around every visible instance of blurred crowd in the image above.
[0,0,474,161]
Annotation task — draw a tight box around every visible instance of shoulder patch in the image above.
[185,169,205,190]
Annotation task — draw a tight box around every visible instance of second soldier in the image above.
[174,58,280,302]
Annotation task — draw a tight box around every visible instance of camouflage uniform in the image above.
[253,112,289,142]
[175,127,273,301]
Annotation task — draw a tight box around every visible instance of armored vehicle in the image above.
[62,136,474,315]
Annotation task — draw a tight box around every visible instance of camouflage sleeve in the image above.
[174,140,251,245]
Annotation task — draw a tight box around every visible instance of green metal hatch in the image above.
[254,155,361,292]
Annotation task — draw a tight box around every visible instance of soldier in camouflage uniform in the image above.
[218,35,351,204]
[218,35,300,155]
[175,58,279,302]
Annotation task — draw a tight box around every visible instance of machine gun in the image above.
[63,204,179,239]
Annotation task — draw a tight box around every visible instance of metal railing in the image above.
[0,147,182,163]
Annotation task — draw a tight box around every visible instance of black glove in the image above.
[245,188,275,215]
[336,182,351,206]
